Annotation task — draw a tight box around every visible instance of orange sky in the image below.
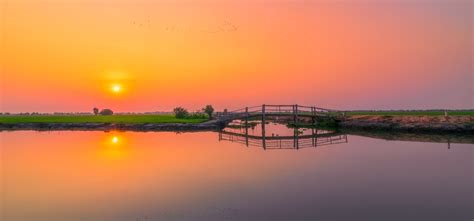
[1,0,472,112]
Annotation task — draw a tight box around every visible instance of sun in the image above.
[111,84,122,93]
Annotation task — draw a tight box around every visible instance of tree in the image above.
[99,109,114,115]
[93,107,99,115]
[202,105,214,119]
[173,107,189,119]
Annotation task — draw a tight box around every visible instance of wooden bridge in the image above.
[214,105,345,149]
[215,104,342,124]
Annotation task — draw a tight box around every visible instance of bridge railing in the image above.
[264,105,293,113]
[215,104,342,119]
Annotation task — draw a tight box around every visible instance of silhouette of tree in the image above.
[202,105,214,119]
[99,109,114,116]
[173,107,189,119]
[93,107,99,115]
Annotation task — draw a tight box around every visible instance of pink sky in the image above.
[1,0,472,112]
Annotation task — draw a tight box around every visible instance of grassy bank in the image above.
[346,110,474,116]
[0,115,208,124]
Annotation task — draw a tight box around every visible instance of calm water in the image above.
[1,123,473,221]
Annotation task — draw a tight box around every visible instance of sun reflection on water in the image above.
[111,136,119,144]
[101,133,128,160]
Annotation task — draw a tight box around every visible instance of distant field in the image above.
[346,110,474,116]
[0,115,208,124]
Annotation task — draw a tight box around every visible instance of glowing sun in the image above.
[111,84,122,93]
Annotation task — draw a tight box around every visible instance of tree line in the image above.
[91,105,215,119]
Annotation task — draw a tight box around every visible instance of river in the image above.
[1,122,472,221]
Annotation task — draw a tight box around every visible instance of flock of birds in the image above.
[131,19,238,34]
[132,19,152,28]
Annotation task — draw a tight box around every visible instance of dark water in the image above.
[1,122,473,221]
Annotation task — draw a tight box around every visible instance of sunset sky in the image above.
[1,0,472,112]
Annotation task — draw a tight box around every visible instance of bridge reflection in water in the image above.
[218,123,348,150]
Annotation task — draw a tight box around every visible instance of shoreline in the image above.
[0,115,472,134]
[339,115,473,134]
[0,121,224,132]
[340,129,474,144]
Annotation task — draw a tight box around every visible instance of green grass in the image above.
[0,115,208,124]
[346,110,474,116]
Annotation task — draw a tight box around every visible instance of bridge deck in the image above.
[215,104,341,122]
[219,130,348,149]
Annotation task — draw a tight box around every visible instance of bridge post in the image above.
[293,104,298,126]
[292,105,298,149]
[262,104,266,150]
[293,128,299,149]
[296,129,299,149]
[245,107,249,147]
[245,124,249,147]
[262,120,266,150]
[245,107,249,125]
